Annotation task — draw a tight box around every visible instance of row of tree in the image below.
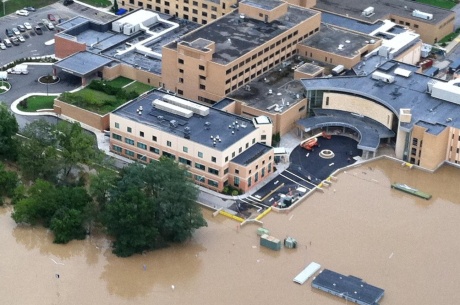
[0,103,207,257]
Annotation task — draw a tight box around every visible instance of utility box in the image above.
[260,234,281,251]
[257,227,270,236]
[284,237,297,249]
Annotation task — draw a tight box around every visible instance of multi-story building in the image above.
[109,89,274,192]
[313,0,455,44]
[118,0,238,24]
[161,0,321,103]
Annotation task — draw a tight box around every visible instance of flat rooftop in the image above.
[57,13,200,74]
[166,7,319,64]
[229,61,306,114]
[243,0,284,10]
[314,0,453,25]
[63,1,119,24]
[312,269,384,305]
[112,90,257,151]
[231,142,273,166]
[54,51,114,76]
[321,12,383,34]
[301,59,460,134]
[297,63,323,75]
[299,25,377,58]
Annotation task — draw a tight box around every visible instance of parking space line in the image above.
[280,173,311,189]
[284,170,317,188]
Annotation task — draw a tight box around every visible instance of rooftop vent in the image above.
[205,121,211,130]
[412,9,433,20]
[184,126,191,139]
[170,120,178,128]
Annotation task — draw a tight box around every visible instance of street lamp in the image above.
[2,0,8,17]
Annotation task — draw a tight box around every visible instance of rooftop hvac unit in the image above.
[412,10,433,20]
[162,95,209,116]
[371,71,395,84]
[362,6,374,17]
[153,99,193,118]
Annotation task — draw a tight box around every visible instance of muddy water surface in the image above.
[1,158,460,305]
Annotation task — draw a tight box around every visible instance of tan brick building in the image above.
[109,89,274,192]
[161,0,321,103]
[118,0,238,24]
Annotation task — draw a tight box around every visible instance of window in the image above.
[178,58,184,64]
[179,77,184,83]
[199,75,206,80]
[225,156,228,162]
[224,168,229,174]
[150,146,160,154]
[167,141,172,147]
[125,138,135,145]
[211,6,217,11]
[164,1,169,6]
[261,135,266,140]
[211,156,216,163]
[234,176,240,187]
[199,84,206,90]
[268,163,272,173]
[239,147,242,153]
[112,133,122,141]
[202,3,207,8]
[162,151,175,160]
[255,172,259,182]
[208,179,218,187]
[137,154,147,161]
[235,169,239,174]
[195,163,205,170]
[114,122,120,129]
[198,151,203,158]
[202,12,207,17]
[139,131,144,137]
[211,14,217,19]
[178,89,183,95]
[208,167,219,175]
[246,143,249,149]
[194,175,205,182]
[192,0,198,6]
[248,177,252,187]
[183,146,188,153]
[412,138,418,146]
[179,68,184,73]
[179,157,192,166]
[137,142,147,150]
[261,168,265,177]
[125,149,135,157]
[232,152,235,158]
[152,135,157,142]
[414,24,419,28]
[112,145,122,153]
[127,127,132,133]
[252,138,255,144]
[192,9,198,14]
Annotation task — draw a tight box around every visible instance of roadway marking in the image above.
[280,173,310,189]
[284,170,317,188]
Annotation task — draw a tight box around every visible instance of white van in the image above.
[3,39,12,47]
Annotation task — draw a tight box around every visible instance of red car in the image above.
[47,14,56,21]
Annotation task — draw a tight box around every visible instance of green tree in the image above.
[103,158,207,257]
[0,162,18,204]
[55,121,102,177]
[0,103,19,160]
[18,119,61,182]
[111,0,119,13]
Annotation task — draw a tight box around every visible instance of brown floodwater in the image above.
[1,158,460,305]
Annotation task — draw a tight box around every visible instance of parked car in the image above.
[23,6,36,12]
[12,28,20,36]
[16,10,29,16]
[47,14,56,22]
[10,37,20,46]
[3,39,12,47]
[17,35,25,42]
[0,42,6,50]
[5,29,14,37]
[63,0,74,6]
[24,22,32,30]
[34,26,43,35]
[17,25,26,32]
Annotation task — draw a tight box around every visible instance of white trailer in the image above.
[7,64,28,75]
[371,71,395,83]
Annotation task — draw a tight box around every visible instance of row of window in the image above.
[233,163,271,187]
[112,130,261,163]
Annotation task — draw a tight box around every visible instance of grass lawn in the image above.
[106,77,133,88]
[78,0,112,8]
[65,88,120,114]
[414,0,457,9]
[124,82,155,95]
[1,0,56,17]
[17,96,55,112]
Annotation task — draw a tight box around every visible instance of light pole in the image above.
[2,0,8,16]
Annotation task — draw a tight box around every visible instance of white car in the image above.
[12,28,20,35]
[16,10,29,16]
[17,35,25,42]
[24,22,32,30]
[0,43,5,50]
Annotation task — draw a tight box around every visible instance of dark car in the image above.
[24,6,36,12]
[63,0,74,6]
[17,25,26,32]
[5,28,14,37]
[47,14,56,21]
[34,26,43,35]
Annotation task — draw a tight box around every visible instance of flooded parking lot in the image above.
[1,158,460,305]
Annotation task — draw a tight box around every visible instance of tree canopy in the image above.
[0,162,18,205]
[0,103,19,160]
[103,158,207,257]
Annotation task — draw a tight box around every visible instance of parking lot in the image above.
[0,3,79,66]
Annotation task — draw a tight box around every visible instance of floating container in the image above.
[391,183,431,200]
[284,237,297,249]
[257,227,270,236]
[260,234,281,251]
[293,262,321,284]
